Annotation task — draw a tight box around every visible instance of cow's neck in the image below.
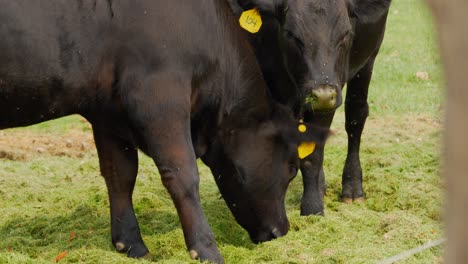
[213,0,273,126]
[191,0,274,157]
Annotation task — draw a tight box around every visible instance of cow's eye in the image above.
[343,32,352,43]
[285,30,304,51]
[339,31,353,47]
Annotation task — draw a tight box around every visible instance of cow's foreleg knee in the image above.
[92,126,148,258]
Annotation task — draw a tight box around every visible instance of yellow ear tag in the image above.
[239,8,262,33]
[298,142,316,159]
[298,124,307,133]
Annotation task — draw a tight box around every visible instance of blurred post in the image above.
[426,0,468,263]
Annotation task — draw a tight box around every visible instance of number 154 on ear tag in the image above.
[239,9,262,33]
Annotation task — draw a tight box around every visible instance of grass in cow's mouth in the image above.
[0,0,443,263]
[302,95,336,116]
[304,94,317,108]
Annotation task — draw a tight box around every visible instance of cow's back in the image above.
[0,1,115,127]
[0,1,116,80]
[0,0,253,129]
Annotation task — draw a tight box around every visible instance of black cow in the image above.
[0,0,329,263]
[230,0,392,215]
[286,0,391,215]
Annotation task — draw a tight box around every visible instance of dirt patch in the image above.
[366,114,442,141]
[328,113,442,146]
[0,129,95,161]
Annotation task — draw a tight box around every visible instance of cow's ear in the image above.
[347,0,391,24]
[282,122,331,159]
[237,0,288,23]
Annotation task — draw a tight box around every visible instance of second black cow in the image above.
[231,0,392,215]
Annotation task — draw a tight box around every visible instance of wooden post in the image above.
[426,1,468,263]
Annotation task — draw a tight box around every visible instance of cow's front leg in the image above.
[92,124,148,257]
[300,145,326,215]
[125,74,223,263]
[146,120,222,263]
[155,141,222,263]
[300,111,335,216]
[342,59,375,202]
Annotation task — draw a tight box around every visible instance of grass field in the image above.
[0,0,444,263]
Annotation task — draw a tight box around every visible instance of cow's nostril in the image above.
[271,227,282,239]
[307,86,339,111]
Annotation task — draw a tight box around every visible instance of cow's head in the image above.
[282,0,390,112]
[202,105,329,243]
[282,0,352,112]
[229,0,302,114]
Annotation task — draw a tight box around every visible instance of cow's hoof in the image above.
[301,210,325,216]
[189,245,224,263]
[341,197,365,204]
[300,202,325,216]
[115,241,149,258]
[142,253,153,260]
[342,198,353,204]
[354,197,365,203]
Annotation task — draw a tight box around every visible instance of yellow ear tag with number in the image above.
[297,123,316,159]
[239,8,262,33]
[298,142,316,159]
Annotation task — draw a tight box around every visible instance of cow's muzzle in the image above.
[305,85,341,111]
[250,222,290,244]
